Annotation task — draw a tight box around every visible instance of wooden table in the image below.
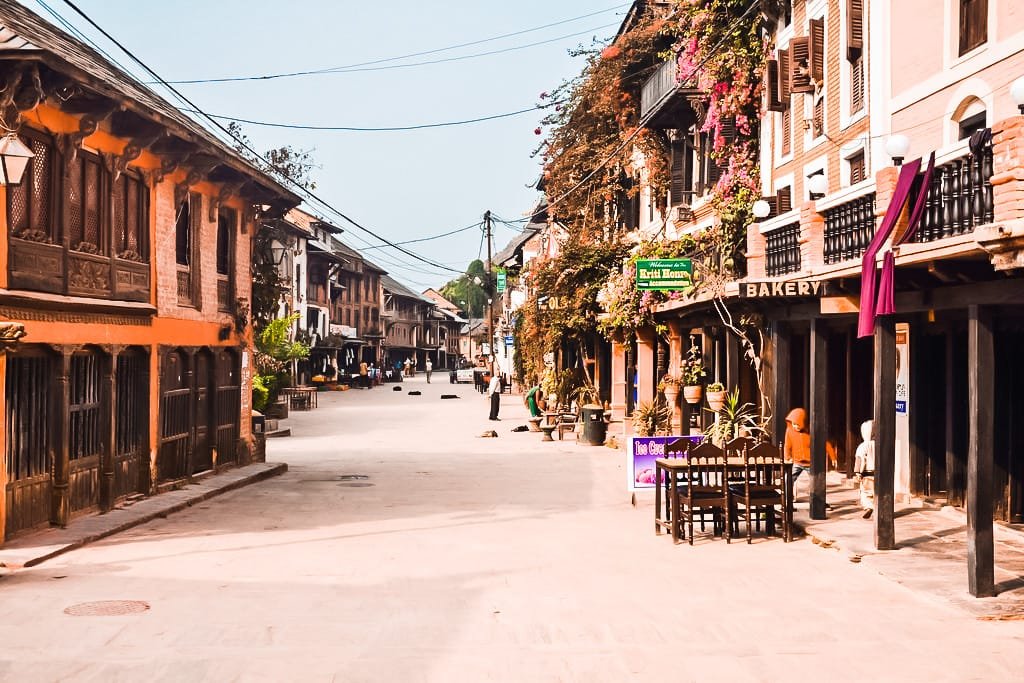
[282,386,318,410]
[654,457,793,544]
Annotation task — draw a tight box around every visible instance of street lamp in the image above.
[269,244,289,266]
[1012,76,1024,114]
[0,132,35,186]
[885,134,910,167]
[752,199,772,220]
[807,173,829,200]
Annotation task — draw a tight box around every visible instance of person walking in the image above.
[425,358,433,383]
[487,370,502,421]
[403,357,411,377]
[359,360,369,389]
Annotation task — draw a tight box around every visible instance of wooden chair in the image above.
[675,441,730,545]
[729,442,789,543]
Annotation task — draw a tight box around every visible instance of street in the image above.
[1,378,1023,682]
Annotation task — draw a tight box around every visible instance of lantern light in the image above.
[752,199,772,219]
[885,134,911,166]
[0,133,35,186]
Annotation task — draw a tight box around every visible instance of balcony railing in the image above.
[914,137,994,243]
[641,60,679,119]
[823,191,876,264]
[764,222,801,276]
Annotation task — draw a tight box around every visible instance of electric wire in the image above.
[189,106,545,132]
[160,5,629,84]
[58,0,465,275]
[359,221,484,250]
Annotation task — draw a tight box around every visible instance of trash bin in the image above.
[580,404,606,446]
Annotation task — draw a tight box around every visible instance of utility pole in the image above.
[484,210,494,373]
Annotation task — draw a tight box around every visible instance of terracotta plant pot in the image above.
[706,390,727,412]
[662,386,680,405]
[683,385,703,404]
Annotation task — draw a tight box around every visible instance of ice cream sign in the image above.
[635,258,694,291]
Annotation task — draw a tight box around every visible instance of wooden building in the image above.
[0,5,299,542]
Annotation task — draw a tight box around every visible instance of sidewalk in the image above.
[0,461,286,570]
[792,472,1024,618]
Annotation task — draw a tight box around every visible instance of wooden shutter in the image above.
[781,107,792,155]
[959,0,988,56]
[670,140,686,207]
[766,59,784,112]
[777,49,791,102]
[813,98,825,137]
[789,37,813,93]
[847,0,864,60]
[850,56,865,113]
[761,196,779,219]
[777,186,793,214]
[719,116,737,141]
[849,151,866,185]
[809,18,825,83]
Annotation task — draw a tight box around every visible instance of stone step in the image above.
[266,428,291,438]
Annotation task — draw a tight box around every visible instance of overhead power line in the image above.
[58,0,465,274]
[160,5,628,84]
[191,106,544,132]
[360,221,484,251]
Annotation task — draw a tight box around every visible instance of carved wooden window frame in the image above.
[112,170,149,263]
[5,127,57,244]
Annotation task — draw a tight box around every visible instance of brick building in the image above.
[0,5,299,542]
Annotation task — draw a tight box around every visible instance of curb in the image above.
[2,462,287,569]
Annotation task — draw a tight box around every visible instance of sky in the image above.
[22,0,626,291]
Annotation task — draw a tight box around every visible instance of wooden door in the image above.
[68,350,104,515]
[159,350,191,483]
[5,352,54,537]
[192,350,213,474]
[215,349,240,467]
[114,349,148,499]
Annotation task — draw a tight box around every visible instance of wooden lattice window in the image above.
[175,197,191,266]
[113,172,148,262]
[216,207,236,312]
[176,193,200,306]
[7,131,55,242]
[67,152,105,254]
[959,0,987,56]
[6,353,53,481]
[69,351,102,461]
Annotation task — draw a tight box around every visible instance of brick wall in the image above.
[992,115,1024,224]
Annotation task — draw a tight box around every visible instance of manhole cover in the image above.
[337,475,369,481]
[64,600,150,616]
[338,482,375,488]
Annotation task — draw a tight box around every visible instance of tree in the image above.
[440,259,490,318]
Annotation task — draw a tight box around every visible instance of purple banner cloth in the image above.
[877,154,936,316]
[857,159,921,338]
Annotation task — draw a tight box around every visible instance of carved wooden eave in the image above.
[975,221,1024,272]
[0,11,301,208]
[0,322,27,350]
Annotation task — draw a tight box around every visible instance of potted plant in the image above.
[632,398,671,437]
[658,373,682,407]
[680,346,706,404]
[706,382,727,412]
[703,388,764,446]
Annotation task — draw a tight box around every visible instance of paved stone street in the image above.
[2,378,1024,682]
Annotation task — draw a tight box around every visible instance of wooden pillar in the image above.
[967,304,995,597]
[0,352,7,544]
[845,329,855,479]
[945,332,963,507]
[874,316,897,550]
[149,346,161,494]
[809,318,828,520]
[636,329,655,406]
[52,350,72,527]
[610,336,627,424]
[100,349,117,512]
[725,332,741,392]
[770,321,791,446]
[667,321,684,434]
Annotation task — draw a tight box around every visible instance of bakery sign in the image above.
[739,280,828,298]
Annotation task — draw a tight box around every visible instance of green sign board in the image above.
[496,269,507,293]
[635,258,693,291]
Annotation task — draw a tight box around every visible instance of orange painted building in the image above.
[0,5,299,542]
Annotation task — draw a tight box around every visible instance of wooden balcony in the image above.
[640,59,700,129]
[8,239,150,303]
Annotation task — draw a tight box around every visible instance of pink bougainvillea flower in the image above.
[534,127,542,135]
[539,91,549,99]
[601,45,622,60]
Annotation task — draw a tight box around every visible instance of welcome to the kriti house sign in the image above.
[635,258,694,291]
[739,280,828,298]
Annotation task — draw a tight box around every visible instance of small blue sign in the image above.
[896,400,907,414]
[504,335,514,346]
